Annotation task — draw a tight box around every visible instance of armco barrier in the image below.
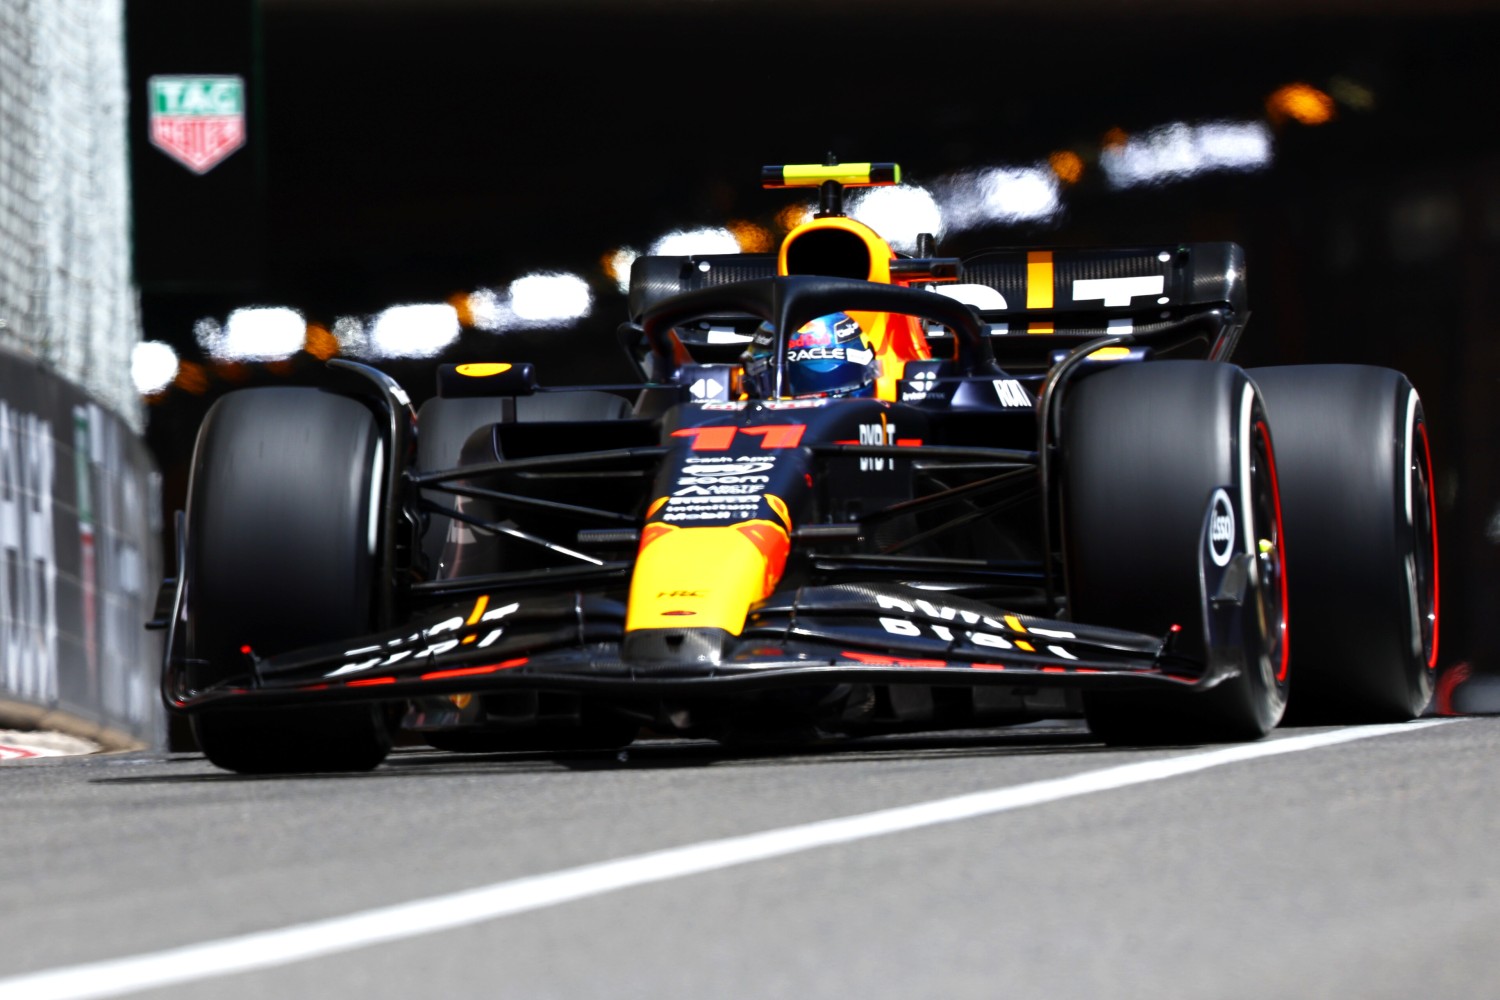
[0,349,163,750]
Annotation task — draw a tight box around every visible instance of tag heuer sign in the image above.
[148,75,246,174]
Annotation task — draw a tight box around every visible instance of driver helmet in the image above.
[742,312,879,399]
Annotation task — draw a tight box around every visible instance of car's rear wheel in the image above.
[1062,361,1288,744]
[1250,365,1438,721]
[185,388,393,774]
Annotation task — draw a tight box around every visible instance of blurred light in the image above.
[775,203,812,232]
[368,303,460,359]
[466,288,506,331]
[1099,121,1273,188]
[727,219,774,253]
[174,360,209,394]
[510,272,593,324]
[213,307,306,361]
[1048,150,1084,185]
[604,247,640,294]
[213,362,251,383]
[131,341,179,395]
[846,184,943,252]
[332,316,369,356]
[468,272,594,332]
[448,291,474,328]
[1267,83,1336,125]
[192,317,221,354]
[939,166,1062,230]
[649,226,741,257]
[304,323,340,361]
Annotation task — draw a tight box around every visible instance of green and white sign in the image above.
[147,75,246,174]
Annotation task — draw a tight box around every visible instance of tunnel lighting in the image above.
[468,272,594,332]
[776,203,813,233]
[1267,83,1336,125]
[939,166,1062,230]
[649,226,741,257]
[727,219,774,253]
[447,291,475,329]
[604,247,640,294]
[332,316,368,356]
[847,184,944,252]
[368,304,460,358]
[174,360,209,394]
[1099,121,1273,188]
[304,323,340,361]
[215,307,307,361]
[1048,150,1085,185]
[509,272,593,324]
[193,317,221,354]
[131,340,179,395]
[594,228,742,297]
[465,288,506,331]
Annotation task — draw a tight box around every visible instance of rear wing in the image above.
[625,241,1247,370]
[951,242,1247,367]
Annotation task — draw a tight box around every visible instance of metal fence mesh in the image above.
[0,0,141,430]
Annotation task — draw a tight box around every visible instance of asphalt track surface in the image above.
[1,718,1496,1000]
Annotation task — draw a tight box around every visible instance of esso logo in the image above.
[1208,488,1236,567]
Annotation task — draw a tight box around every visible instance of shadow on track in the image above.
[89,720,1131,784]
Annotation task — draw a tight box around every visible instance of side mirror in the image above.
[436,362,539,398]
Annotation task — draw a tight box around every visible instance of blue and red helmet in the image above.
[743,312,878,399]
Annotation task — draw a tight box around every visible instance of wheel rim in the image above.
[1407,412,1440,671]
[1249,415,1290,692]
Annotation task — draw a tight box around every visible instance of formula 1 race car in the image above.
[153,160,1441,773]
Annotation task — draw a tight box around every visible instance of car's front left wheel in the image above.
[1061,360,1289,744]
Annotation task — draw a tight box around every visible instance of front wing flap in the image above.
[165,584,1227,711]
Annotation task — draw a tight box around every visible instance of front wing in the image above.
[165,584,1232,711]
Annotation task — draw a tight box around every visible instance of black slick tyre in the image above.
[185,388,393,774]
[1250,365,1438,721]
[1062,361,1289,744]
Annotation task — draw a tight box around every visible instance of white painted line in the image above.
[0,721,1455,1000]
